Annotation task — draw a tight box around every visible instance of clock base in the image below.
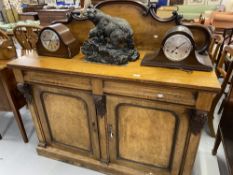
[141,50,213,72]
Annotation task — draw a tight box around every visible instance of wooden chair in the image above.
[208,45,233,137]
[212,75,233,175]
[0,30,17,59]
[208,34,223,64]
[0,30,28,143]
[13,25,41,56]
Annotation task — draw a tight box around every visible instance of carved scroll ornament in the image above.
[190,110,208,135]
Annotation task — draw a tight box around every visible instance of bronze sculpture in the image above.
[81,8,139,65]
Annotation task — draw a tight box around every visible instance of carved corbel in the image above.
[93,95,106,118]
[190,110,208,135]
[17,83,32,104]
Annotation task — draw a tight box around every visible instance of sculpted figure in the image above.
[81,8,139,65]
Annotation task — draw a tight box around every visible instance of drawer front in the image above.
[104,81,196,106]
[23,71,92,91]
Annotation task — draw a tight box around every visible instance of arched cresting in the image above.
[52,0,211,57]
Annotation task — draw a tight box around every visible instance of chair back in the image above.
[0,30,16,59]
[216,45,233,101]
[13,25,41,55]
[209,34,223,64]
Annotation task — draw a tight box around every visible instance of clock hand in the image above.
[171,42,186,53]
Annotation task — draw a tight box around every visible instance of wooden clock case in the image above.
[37,23,80,58]
[142,27,213,71]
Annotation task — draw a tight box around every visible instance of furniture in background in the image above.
[8,1,220,175]
[2,2,19,23]
[208,45,233,137]
[13,25,41,56]
[177,5,218,20]
[22,4,45,13]
[170,0,184,5]
[0,30,27,142]
[156,6,178,18]
[204,12,233,33]
[212,58,233,175]
[37,9,73,26]
[0,11,5,22]
[0,29,16,59]
[209,34,223,64]
[19,12,39,21]
[214,28,233,69]
[0,20,40,33]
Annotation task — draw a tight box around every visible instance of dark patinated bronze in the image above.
[81,8,139,65]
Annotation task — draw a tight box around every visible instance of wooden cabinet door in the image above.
[33,85,100,159]
[107,95,190,175]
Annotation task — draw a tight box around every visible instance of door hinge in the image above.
[93,95,106,118]
[17,83,32,104]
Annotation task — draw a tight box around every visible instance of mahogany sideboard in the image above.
[8,51,220,175]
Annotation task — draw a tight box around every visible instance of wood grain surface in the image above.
[8,52,220,91]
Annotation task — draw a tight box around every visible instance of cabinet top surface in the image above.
[8,51,220,92]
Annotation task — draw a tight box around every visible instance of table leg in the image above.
[12,107,28,143]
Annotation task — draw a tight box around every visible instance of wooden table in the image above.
[0,59,27,142]
[8,51,220,175]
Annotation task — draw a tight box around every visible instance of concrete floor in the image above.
[0,107,229,175]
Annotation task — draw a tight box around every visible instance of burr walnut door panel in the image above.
[107,95,190,175]
[33,85,100,159]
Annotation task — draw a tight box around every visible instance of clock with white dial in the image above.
[37,23,79,58]
[162,25,194,62]
[163,34,193,62]
[141,25,213,71]
[40,29,60,52]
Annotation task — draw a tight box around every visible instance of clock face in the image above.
[163,34,193,62]
[40,29,60,52]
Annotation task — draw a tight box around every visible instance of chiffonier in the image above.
[8,51,220,175]
[8,1,220,174]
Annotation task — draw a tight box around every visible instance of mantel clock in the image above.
[37,23,79,58]
[141,25,213,71]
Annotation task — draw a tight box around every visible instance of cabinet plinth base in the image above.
[37,146,170,175]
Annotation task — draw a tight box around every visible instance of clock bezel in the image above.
[161,29,196,63]
[40,28,61,53]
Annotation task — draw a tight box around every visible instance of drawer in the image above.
[104,81,197,106]
[23,71,92,91]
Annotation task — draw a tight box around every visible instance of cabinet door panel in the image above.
[33,85,100,159]
[43,93,91,151]
[118,105,176,168]
[107,95,189,174]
